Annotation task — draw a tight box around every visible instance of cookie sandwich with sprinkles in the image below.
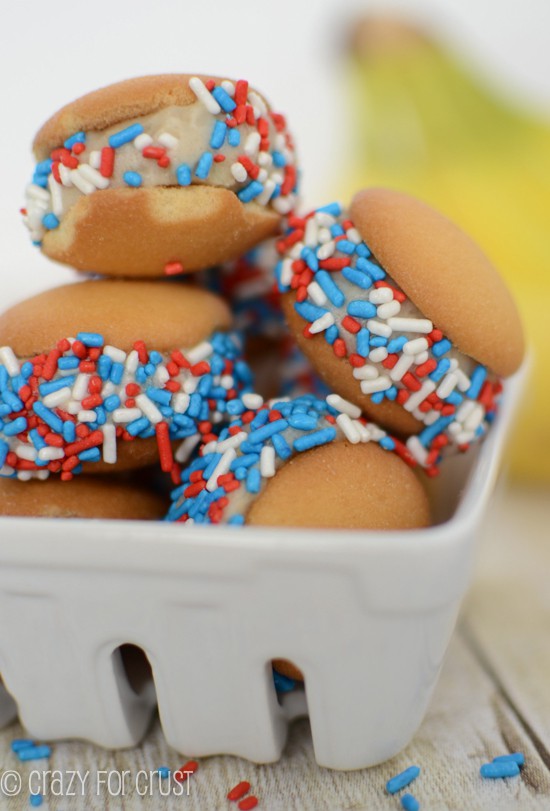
[0,281,254,481]
[166,393,430,529]
[23,74,298,277]
[276,188,524,471]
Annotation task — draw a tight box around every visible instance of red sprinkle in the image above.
[227,781,251,801]
[99,147,115,178]
[174,761,199,782]
[164,261,184,276]
[156,422,173,473]
[238,797,258,810]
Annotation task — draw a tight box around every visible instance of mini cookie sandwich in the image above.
[166,394,430,528]
[276,190,524,470]
[0,281,253,481]
[0,475,166,520]
[23,74,298,277]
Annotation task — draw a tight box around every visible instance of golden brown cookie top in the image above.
[247,440,430,529]
[0,280,231,357]
[350,188,524,377]
[34,74,227,159]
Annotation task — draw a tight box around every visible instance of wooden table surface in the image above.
[0,481,548,810]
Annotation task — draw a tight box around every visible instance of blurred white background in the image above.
[1,0,549,308]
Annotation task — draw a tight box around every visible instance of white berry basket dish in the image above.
[0,363,525,770]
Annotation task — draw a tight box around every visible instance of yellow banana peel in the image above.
[339,16,550,480]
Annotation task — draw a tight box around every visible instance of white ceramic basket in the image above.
[0,366,524,770]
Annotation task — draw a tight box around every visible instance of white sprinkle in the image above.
[436,372,458,399]
[185,341,213,365]
[231,162,248,183]
[37,470,49,481]
[317,240,335,260]
[464,403,485,432]
[244,131,261,157]
[403,380,436,412]
[124,350,139,376]
[0,465,15,477]
[272,196,293,214]
[346,227,362,244]
[258,151,273,169]
[221,79,236,97]
[113,407,142,424]
[78,163,111,190]
[456,430,474,445]
[201,440,217,455]
[368,423,386,441]
[403,338,429,356]
[175,433,201,463]
[407,436,429,465]
[89,150,101,169]
[0,347,20,376]
[219,374,234,390]
[158,132,179,150]
[101,381,116,398]
[242,393,264,410]
[71,374,90,401]
[15,445,37,461]
[387,317,433,334]
[304,217,319,247]
[172,392,190,414]
[279,259,293,287]
[367,319,392,338]
[59,164,73,186]
[307,281,327,306]
[257,179,276,206]
[360,376,391,395]
[25,183,50,202]
[216,431,248,452]
[183,377,198,394]
[415,351,429,365]
[310,312,335,334]
[48,172,64,217]
[377,300,401,319]
[353,420,372,442]
[456,400,476,424]
[389,354,415,382]
[17,471,32,481]
[206,448,236,491]
[423,411,440,426]
[42,386,72,408]
[326,394,362,418]
[369,347,388,363]
[314,211,337,227]
[336,413,361,444]
[260,445,276,477]
[67,401,81,415]
[103,345,127,363]
[455,369,472,392]
[153,365,170,387]
[369,287,393,305]
[318,227,332,244]
[101,424,117,464]
[189,76,221,114]
[353,365,379,381]
[135,393,163,424]
[70,169,95,195]
[248,90,267,115]
[78,410,97,423]
[134,133,153,150]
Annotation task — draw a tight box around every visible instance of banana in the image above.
[338,15,550,480]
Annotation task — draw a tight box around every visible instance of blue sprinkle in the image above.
[103,395,121,412]
[301,247,319,272]
[330,224,344,237]
[272,150,286,167]
[195,152,213,179]
[356,242,371,258]
[432,339,452,358]
[294,300,326,322]
[386,386,398,400]
[126,417,150,436]
[356,256,385,281]
[210,120,227,149]
[228,514,245,525]
[109,123,144,148]
[0,440,8,468]
[271,432,292,460]
[32,173,48,188]
[4,416,27,436]
[146,387,172,407]
[388,336,408,354]
[380,436,396,450]
[57,356,80,370]
[371,392,385,404]
[237,181,264,202]
[79,448,101,462]
[123,171,142,187]
[97,355,112,380]
[42,213,59,230]
[370,336,387,348]
[317,202,342,216]
[342,267,373,290]
[467,365,487,399]
[493,753,525,766]
[2,390,24,411]
[386,766,421,795]
[228,128,241,147]
[176,163,192,186]
[316,270,345,307]
[11,739,34,753]
[64,131,86,149]
[356,329,370,357]
[39,376,76,396]
[76,332,104,347]
[401,794,420,811]
[250,409,269,430]
[273,670,296,693]
[35,159,53,174]
[17,744,51,762]
[418,416,455,447]
[480,761,520,779]
[246,468,261,494]
[227,399,245,416]
[63,421,76,443]
[337,239,357,255]
[293,427,336,453]
[288,414,317,430]
[110,362,124,385]
[158,767,170,779]
[248,419,289,445]
[446,391,463,406]
[211,85,236,112]
[30,794,44,807]
[430,358,451,383]
[187,392,203,419]
[347,300,377,319]
[29,429,46,450]
[324,324,338,345]
[234,466,248,481]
